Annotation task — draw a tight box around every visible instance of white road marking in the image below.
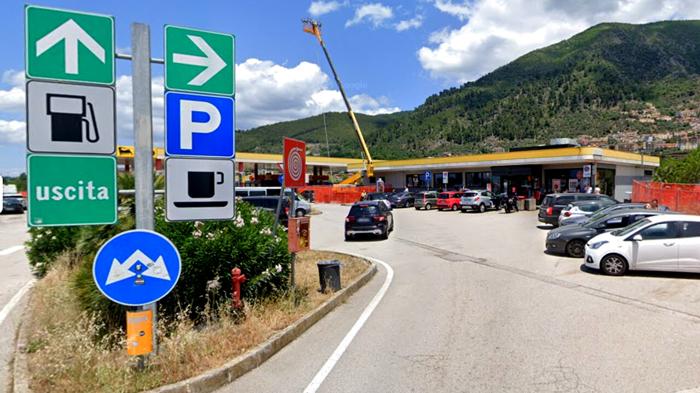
[0,245,24,256]
[304,255,394,393]
[0,280,35,326]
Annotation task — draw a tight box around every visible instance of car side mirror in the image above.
[632,234,643,241]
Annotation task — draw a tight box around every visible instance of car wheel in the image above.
[345,233,352,241]
[600,254,628,276]
[295,209,305,217]
[425,203,431,210]
[415,206,421,210]
[461,208,467,213]
[479,203,486,213]
[380,228,389,239]
[565,240,585,258]
[452,204,458,211]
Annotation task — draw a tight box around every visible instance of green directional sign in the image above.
[25,5,115,85]
[165,25,235,95]
[28,154,117,227]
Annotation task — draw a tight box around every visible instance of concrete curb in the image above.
[13,254,377,393]
[11,295,32,393]
[146,256,377,393]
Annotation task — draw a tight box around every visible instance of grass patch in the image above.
[24,250,370,393]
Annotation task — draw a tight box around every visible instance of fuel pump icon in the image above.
[46,94,100,143]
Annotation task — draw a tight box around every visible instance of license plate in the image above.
[357,217,371,223]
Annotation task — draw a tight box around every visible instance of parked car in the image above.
[546,209,664,257]
[558,199,617,226]
[560,203,647,226]
[365,192,392,210]
[2,195,24,214]
[538,193,618,226]
[414,191,438,210]
[236,187,310,216]
[584,214,700,275]
[436,191,463,211]
[388,191,415,208]
[344,201,394,240]
[460,190,499,213]
[240,196,289,226]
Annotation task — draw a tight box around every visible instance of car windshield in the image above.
[438,193,450,199]
[542,195,554,206]
[463,192,478,197]
[349,205,380,216]
[612,218,651,236]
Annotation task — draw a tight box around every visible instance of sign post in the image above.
[282,137,306,287]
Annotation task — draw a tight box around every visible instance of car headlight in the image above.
[590,240,608,250]
[548,232,561,240]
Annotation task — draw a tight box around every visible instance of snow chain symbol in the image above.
[287,147,304,183]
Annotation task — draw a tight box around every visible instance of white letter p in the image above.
[180,100,221,149]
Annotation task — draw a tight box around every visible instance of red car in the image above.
[436,191,463,211]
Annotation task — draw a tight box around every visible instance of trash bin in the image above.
[524,198,536,211]
[317,260,341,293]
[516,199,525,211]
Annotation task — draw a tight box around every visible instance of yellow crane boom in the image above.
[303,19,374,183]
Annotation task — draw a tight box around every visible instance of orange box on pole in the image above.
[126,309,153,356]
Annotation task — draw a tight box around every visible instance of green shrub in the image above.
[25,226,83,277]
[72,199,291,331]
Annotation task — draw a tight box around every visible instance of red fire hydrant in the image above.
[231,268,246,309]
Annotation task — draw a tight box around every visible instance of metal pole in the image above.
[131,23,157,359]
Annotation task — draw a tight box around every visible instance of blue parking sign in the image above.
[165,91,235,158]
[93,230,181,306]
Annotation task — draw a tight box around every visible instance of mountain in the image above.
[237,21,700,159]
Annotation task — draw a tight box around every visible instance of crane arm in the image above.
[303,19,374,170]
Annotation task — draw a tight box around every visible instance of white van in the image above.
[235,187,311,216]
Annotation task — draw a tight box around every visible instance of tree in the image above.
[654,148,700,184]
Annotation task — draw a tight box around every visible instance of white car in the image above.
[584,214,700,276]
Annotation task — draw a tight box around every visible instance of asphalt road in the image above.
[217,204,700,393]
[0,212,32,393]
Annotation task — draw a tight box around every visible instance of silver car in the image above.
[460,190,497,213]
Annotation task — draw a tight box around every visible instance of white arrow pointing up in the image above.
[173,35,226,86]
[36,19,106,75]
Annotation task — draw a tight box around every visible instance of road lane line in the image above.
[0,280,35,326]
[304,256,394,393]
[0,245,24,256]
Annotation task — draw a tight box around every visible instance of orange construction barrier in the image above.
[632,181,700,215]
[299,184,393,204]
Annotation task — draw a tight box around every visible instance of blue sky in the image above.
[2,0,698,175]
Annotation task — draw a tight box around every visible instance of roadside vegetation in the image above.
[654,147,700,183]
[23,190,370,392]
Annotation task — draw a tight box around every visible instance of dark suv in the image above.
[538,193,618,227]
[345,201,394,240]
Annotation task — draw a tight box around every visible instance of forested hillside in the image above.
[238,21,700,159]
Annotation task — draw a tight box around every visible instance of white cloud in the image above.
[421,0,700,83]
[433,0,471,20]
[236,58,399,129]
[0,70,25,114]
[0,120,26,144]
[346,3,394,28]
[309,0,343,16]
[395,15,423,32]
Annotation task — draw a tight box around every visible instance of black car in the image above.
[345,201,394,240]
[388,191,415,208]
[560,202,647,227]
[538,193,618,226]
[2,196,24,214]
[545,209,663,257]
[240,196,289,226]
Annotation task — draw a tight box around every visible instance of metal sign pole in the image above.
[131,23,157,360]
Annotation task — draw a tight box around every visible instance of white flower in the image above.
[36,234,43,239]
[192,230,202,238]
[259,227,272,236]
[194,221,204,229]
[50,236,57,240]
[206,232,215,240]
[251,217,259,224]
[234,216,245,228]
[275,264,282,273]
[206,277,221,291]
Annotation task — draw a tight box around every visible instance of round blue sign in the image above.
[93,230,181,306]
[278,174,284,185]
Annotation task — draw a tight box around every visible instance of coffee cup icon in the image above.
[174,171,228,208]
